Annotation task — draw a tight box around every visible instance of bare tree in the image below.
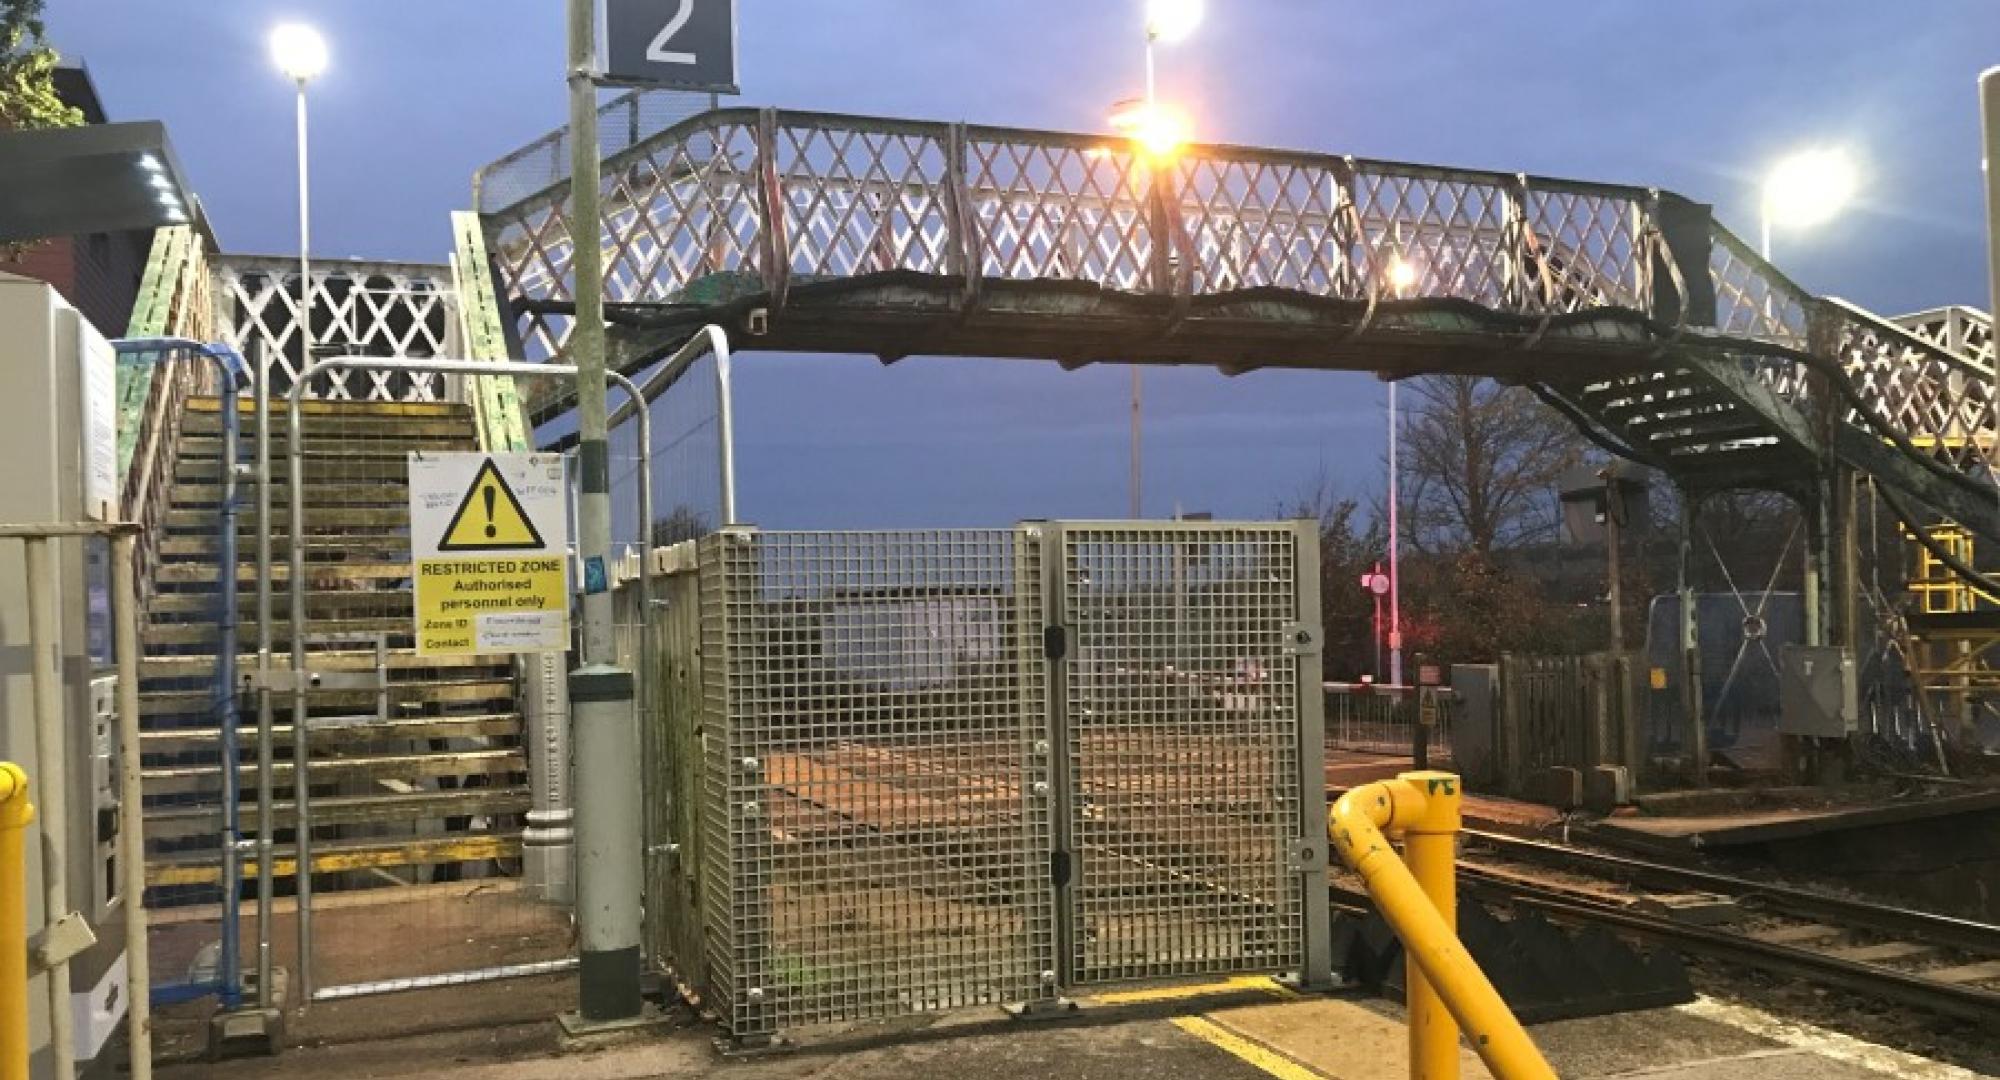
[1397,375,1587,557]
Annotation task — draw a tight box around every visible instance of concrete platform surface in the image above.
[156,979,1995,1080]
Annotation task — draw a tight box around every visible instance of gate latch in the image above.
[1283,623,1322,656]
[1287,836,1328,872]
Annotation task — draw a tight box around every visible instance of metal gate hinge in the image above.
[1288,837,1328,872]
[1284,623,1323,655]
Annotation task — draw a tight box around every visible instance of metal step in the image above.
[153,560,414,584]
[140,677,516,718]
[139,713,522,753]
[175,435,475,459]
[146,831,520,889]
[148,590,416,617]
[142,748,525,796]
[143,786,533,841]
[141,649,510,682]
[158,535,411,559]
[171,484,414,507]
[186,396,472,420]
[144,617,414,647]
[175,459,420,484]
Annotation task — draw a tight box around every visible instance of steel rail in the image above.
[1463,829,2000,956]
[1451,868,2000,1028]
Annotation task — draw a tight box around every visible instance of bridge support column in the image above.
[1677,491,1707,786]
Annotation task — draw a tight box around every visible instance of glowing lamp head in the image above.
[1386,254,1419,294]
[1109,99,1193,160]
[270,23,328,83]
[1145,0,1205,43]
[1763,147,1857,230]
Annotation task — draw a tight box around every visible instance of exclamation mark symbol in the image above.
[483,484,497,539]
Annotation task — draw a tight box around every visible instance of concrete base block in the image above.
[207,967,287,1059]
[1527,766,1583,809]
[1584,764,1633,813]
[556,1002,680,1051]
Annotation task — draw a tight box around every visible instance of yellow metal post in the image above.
[2,762,34,1080]
[1329,771,1555,1080]
[1402,771,1461,1080]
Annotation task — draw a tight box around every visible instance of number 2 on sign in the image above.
[647,0,697,64]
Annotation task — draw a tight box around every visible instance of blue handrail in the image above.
[113,337,246,1011]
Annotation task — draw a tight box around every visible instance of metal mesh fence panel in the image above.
[473,89,715,215]
[1052,522,1307,984]
[699,528,1056,1038]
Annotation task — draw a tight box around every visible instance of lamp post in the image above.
[1760,147,1857,260]
[1384,249,1416,688]
[269,20,325,1001]
[1122,0,1203,518]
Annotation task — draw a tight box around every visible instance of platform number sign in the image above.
[601,0,739,93]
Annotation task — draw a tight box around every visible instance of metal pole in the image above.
[1604,471,1624,653]
[567,0,616,665]
[111,532,154,1080]
[1981,68,2000,501]
[252,346,276,1009]
[1129,366,1143,519]
[1388,380,1404,687]
[24,537,75,1080]
[1129,28,1155,523]
[714,344,738,526]
[567,0,640,1014]
[1677,494,1707,786]
[296,80,313,383]
[290,71,317,1002]
[215,366,243,1011]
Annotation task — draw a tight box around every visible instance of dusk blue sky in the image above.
[49,1,2000,529]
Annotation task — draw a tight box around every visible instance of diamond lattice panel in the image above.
[215,257,460,401]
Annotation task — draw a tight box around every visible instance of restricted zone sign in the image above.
[409,452,570,655]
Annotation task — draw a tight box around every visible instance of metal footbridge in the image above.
[470,107,1999,560]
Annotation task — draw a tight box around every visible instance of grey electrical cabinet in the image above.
[1778,645,1858,737]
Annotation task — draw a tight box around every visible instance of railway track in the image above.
[1442,830,2000,1026]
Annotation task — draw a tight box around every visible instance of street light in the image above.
[269,19,324,999]
[1760,147,1857,259]
[1124,0,1202,519]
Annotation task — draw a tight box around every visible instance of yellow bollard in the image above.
[1402,771,1462,1080]
[1328,771,1555,1080]
[1,762,34,1080]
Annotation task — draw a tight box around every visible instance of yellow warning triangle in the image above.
[438,458,549,552]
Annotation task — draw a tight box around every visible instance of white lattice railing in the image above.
[480,107,1996,482]
[212,254,464,404]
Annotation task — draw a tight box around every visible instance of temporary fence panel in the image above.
[1048,522,1328,987]
[274,360,645,1001]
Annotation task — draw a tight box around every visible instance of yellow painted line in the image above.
[1171,1015,1330,1080]
[1085,975,1297,1006]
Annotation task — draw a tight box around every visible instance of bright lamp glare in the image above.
[1763,148,1857,229]
[1109,99,1192,159]
[270,23,328,82]
[1146,0,1204,43]
[1386,255,1419,293]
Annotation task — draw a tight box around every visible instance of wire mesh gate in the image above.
[652,521,1330,1041]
